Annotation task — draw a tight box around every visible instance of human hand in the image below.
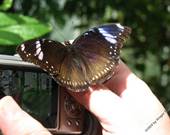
[70,61,170,135]
[0,96,52,135]
[0,62,170,135]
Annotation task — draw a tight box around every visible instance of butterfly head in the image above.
[64,41,72,46]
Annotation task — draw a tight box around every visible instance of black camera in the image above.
[0,54,101,135]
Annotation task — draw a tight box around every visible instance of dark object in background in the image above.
[17,23,131,92]
[0,0,4,5]
[0,88,6,99]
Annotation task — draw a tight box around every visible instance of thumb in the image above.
[0,96,51,135]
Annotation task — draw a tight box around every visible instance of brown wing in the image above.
[56,23,131,91]
[16,39,67,76]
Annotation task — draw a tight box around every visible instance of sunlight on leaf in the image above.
[0,0,13,11]
[0,12,52,45]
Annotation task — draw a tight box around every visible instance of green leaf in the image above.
[0,23,51,44]
[0,30,23,45]
[0,12,52,45]
[0,12,39,27]
[0,0,13,11]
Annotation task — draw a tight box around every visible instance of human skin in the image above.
[0,62,170,135]
[70,61,170,135]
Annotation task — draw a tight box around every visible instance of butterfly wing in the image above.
[57,23,131,90]
[17,23,131,92]
[16,39,67,77]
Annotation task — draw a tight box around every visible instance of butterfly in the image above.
[16,23,131,92]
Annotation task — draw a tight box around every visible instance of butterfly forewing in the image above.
[17,39,67,76]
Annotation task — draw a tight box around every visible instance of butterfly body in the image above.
[17,23,131,92]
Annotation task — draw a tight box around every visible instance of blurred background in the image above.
[0,0,170,112]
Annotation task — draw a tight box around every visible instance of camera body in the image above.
[0,54,88,134]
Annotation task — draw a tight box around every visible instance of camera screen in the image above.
[0,69,58,128]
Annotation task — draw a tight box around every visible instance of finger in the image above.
[0,96,51,135]
[70,85,121,124]
[103,61,133,95]
[70,84,121,109]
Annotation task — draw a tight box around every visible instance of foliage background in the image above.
[0,0,170,112]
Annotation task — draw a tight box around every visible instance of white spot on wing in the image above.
[116,23,124,30]
[21,44,25,51]
[84,32,89,36]
[36,40,40,45]
[35,48,41,56]
[105,37,117,44]
[36,43,41,49]
[109,52,112,55]
[98,28,117,44]
[38,52,44,60]
[102,33,114,38]
[98,28,113,37]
